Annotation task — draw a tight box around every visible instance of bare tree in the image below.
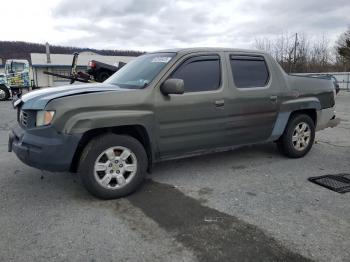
[254,33,336,73]
[308,36,331,72]
[254,37,273,54]
[254,33,301,72]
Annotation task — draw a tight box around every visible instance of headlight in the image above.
[36,111,55,126]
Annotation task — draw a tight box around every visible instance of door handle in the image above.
[214,99,225,107]
[270,96,278,102]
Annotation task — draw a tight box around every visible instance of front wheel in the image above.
[0,85,10,101]
[277,114,315,158]
[78,134,148,199]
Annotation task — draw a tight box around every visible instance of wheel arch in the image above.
[70,125,153,173]
[289,109,317,125]
[269,98,320,141]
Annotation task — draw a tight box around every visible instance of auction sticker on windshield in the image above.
[151,57,172,63]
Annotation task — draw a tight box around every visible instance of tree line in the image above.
[0,41,144,64]
[254,27,350,73]
[2,29,350,74]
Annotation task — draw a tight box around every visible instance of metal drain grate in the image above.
[308,174,350,193]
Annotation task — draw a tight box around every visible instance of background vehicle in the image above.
[0,59,31,100]
[44,53,126,84]
[9,48,339,199]
[87,60,126,82]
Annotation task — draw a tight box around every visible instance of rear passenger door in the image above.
[225,54,279,144]
[154,54,230,159]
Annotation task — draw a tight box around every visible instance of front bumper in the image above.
[9,123,81,172]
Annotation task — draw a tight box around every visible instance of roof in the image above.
[152,47,268,55]
[5,59,30,64]
[30,53,135,67]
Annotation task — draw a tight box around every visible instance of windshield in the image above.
[12,62,25,72]
[105,52,176,89]
[5,62,27,74]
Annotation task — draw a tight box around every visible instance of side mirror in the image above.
[160,79,184,95]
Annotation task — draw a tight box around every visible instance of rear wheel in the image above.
[277,114,315,158]
[0,85,10,101]
[96,71,111,82]
[78,134,147,199]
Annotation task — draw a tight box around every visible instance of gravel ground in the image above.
[0,91,349,262]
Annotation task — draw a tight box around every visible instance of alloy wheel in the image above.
[292,122,311,151]
[93,146,138,190]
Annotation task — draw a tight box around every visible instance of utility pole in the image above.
[293,33,298,72]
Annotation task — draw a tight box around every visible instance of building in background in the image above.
[30,52,135,87]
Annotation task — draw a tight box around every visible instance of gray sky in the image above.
[1,0,349,51]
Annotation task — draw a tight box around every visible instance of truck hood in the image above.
[16,83,129,110]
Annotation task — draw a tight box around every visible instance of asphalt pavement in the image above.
[0,92,349,262]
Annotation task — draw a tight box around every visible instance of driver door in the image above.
[154,54,231,159]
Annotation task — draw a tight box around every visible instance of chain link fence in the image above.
[331,72,350,91]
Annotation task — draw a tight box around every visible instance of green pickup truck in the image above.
[9,48,339,199]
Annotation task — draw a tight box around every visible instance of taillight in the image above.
[88,61,96,69]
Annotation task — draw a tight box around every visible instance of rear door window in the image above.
[230,56,269,88]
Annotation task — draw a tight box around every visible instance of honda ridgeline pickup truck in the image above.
[9,48,339,199]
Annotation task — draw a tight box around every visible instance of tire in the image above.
[78,133,148,199]
[0,85,10,101]
[277,114,315,158]
[96,71,111,82]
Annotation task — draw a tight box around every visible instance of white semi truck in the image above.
[0,59,31,101]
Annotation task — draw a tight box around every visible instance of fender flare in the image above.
[269,97,321,141]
